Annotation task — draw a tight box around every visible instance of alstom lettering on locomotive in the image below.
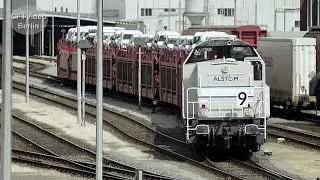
[213,76,239,81]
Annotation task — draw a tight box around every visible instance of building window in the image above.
[141,8,152,16]
[164,9,176,12]
[217,8,234,16]
[295,21,300,27]
[54,7,57,12]
[66,8,68,12]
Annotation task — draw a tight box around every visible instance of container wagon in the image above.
[182,25,267,48]
[257,37,317,115]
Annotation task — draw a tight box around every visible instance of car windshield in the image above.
[193,36,200,44]
[148,38,154,43]
[186,45,258,64]
[158,35,166,41]
[89,29,97,33]
[123,34,133,39]
[167,38,178,44]
[187,39,193,44]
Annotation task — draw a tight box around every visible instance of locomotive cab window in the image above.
[252,61,262,80]
[186,45,258,64]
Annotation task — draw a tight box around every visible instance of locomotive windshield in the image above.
[185,45,258,64]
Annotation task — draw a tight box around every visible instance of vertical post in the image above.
[135,169,143,180]
[168,0,171,30]
[52,21,54,57]
[284,10,286,31]
[0,0,12,179]
[179,0,181,32]
[41,18,44,55]
[77,0,82,124]
[307,0,310,31]
[310,0,313,28]
[234,0,237,25]
[81,50,86,126]
[318,0,320,26]
[96,0,103,179]
[274,0,276,31]
[137,0,139,30]
[137,46,142,110]
[255,0,257,25]
[26,0,29,103]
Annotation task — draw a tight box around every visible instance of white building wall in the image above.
[36,0,95,14]
[123,0,185,34]
[8,0,299,34]
[206,0,300,31]
[103,0,126,19]
[119,0,300,34]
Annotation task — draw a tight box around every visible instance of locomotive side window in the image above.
[186,45,258,64]
[252,61,262,80]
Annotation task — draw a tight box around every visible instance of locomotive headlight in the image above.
[200,109,208,117]
[243,108,252,116]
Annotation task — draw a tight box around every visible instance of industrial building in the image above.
[103,0,301,33]
[0,0,302,34]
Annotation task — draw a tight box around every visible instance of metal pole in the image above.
[26,0,29,103]
[310,0,313,28]
[274,0,276,31]
[0,0,12,178]
[284,10,286,31]
[234,0,237,25]
[77,0,82,124]
[81,51,86,126]
[317,0,320,26]
[179,0,181,32]
[138,46,142,110]
[255,0,257,25]
[96,0,103,179]
[137,0,139,30]
[168,0,171,30]
[52,1,55,58]
[41,18,44,55]
[307,0,310,31]
[135,169,143,180]
[274,10,277,31]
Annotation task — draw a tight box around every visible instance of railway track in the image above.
[204,156,294,180]
[11,71,295,180]
[2,107,177,180]
[11,149,128,180]
[267,124,320,149]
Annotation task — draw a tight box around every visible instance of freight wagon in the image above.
[57,40,187,110]
[257,37,317,115]
[182,25,267,48]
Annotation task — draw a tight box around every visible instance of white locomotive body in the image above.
[182,38,270,155]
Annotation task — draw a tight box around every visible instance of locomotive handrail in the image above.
[186,86,268,118]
